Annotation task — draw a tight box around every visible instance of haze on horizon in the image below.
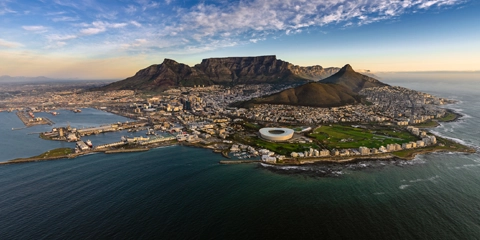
[0,0,479,80]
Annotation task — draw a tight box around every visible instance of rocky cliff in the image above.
[100,59,212,92]
[99,55,340,92]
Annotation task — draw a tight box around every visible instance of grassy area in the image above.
[414,120,439,128]
[309,124,418,149]
[244,122,262,130]
[34,148,73,158]
[437,112,458,122]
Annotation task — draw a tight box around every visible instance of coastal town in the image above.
[0,81,473,165]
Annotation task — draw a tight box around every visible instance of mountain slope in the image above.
[99,55,340,92]
[234,82,362,108]
[319,64,388,92]
[100,59,212,92]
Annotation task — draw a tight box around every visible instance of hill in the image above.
[233,82,362,108]
[319,64,389,92]
[99,56,339,92]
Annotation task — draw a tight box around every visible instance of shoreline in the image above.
[1,107,475,166]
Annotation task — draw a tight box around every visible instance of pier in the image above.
[15,111,54,127]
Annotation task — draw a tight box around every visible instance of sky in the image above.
[0,0,479,79]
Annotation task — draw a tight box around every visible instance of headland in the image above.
[0,57,475,167]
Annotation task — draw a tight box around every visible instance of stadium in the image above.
[259,128,294,142]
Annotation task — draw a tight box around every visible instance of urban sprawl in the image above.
[0,83,456,163]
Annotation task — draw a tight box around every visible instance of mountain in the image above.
[232,82,362,108]
[288,65,339,81]
[99,55,340,92]
[100,59,213,92]
[319,64,389,92]
[0,75,55,82]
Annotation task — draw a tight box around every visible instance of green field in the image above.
[233,133,316,155]
[243,122,262,130]
[309,125,418,149]
[35,148,73,158]
[437,112,458,122]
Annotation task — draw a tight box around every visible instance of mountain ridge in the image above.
[99,55,340,92]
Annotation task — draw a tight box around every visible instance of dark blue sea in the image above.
[1,81,480,239]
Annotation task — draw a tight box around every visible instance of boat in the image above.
[146,128,156,135]
[86,140,93,148]
[51,111,59,116]
[73,109,82,113]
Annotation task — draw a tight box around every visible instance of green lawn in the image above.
[309,125,418,149]
[35,148,73,158]
[244,122,261,130]
[437,112,458,122]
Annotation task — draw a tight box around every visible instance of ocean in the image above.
[1,80,480,239]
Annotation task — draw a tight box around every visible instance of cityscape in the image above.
[0,0,479,239]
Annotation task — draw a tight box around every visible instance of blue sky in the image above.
[0,0,479,79]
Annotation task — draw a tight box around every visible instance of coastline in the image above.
[1,107,475,166]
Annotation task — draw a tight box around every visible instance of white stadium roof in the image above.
[259,128,294,141]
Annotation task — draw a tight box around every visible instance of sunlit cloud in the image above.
[80,21,128,35]
[0,39,23,48]
[22,25,48,33]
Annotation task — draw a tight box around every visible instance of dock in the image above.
[15,111,54,127]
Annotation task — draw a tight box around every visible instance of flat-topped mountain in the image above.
[319,64,389,92]
[99,56,339,92]
[233,82,362,108]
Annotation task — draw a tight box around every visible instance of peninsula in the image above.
[0,56,475,166]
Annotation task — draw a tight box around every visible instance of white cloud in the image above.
[136,0,160,11]
[121,38,149,49]
[22,25,48,32]
[110,23,128,28]
[52,16,79,22]
[125,5,137,14]
[0,5,16,15]
[172,0,465,44]
[47,34,78,41]
[81,27,106,35]
[80,21,128,35]
[0,38,23,48]
[130,21,142,27]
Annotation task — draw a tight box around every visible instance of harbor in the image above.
[15,110,54,127]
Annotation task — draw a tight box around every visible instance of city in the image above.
[0,82,471,165]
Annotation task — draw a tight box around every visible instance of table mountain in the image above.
[99,55,340,92]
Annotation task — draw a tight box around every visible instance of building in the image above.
[262,155,276,163]
[76,141,89,151]
[359,146,370,155]
[259,128,294,142]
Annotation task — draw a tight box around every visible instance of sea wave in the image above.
[408,175,440,183]
[399,185,410,190]
[259,158,428,178]
[259,163,345,177]
[453,163,480,170]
